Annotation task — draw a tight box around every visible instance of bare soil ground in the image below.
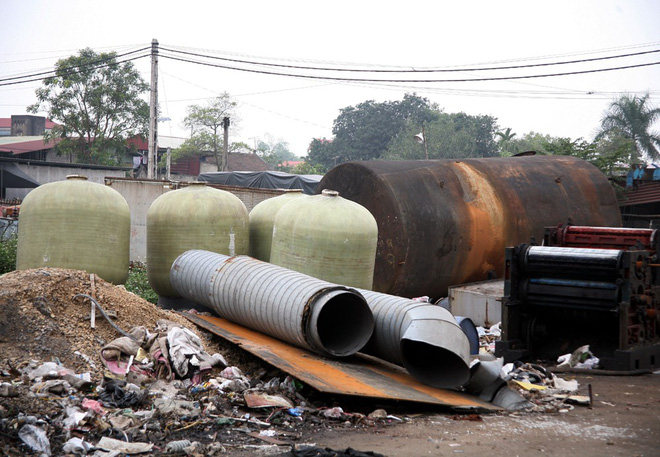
[296,372,660,457]
[0,268,658,456]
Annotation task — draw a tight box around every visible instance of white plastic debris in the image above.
[62,437,93,455]
[18,424,51,456]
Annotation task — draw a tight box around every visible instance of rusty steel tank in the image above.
[317,155,622,298]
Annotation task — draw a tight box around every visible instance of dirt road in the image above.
[298,372,659,457]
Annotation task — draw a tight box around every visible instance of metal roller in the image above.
[522,246,624,281]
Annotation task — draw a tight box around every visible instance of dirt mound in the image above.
[0,267,223,379]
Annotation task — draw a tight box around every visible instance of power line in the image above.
[0,48,150,86]
[159,45,660,74]
[158,52,660,84]
[166,41,660,71]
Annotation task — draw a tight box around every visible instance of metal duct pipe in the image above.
[358,289,471,389]
[170,250,374,358]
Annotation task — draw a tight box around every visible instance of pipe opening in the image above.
[307,291,374,357]
[400,339,470,389]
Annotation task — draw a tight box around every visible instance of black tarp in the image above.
[0,162,40,197]
[198,171,322,195]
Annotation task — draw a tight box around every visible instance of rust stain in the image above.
[182,313,496,410]
[453,162,506,281]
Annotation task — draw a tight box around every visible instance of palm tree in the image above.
[495,127,518,155]
[597,93,660,163]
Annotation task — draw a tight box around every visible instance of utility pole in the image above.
[148,39,159,179]
[222,117,230,171]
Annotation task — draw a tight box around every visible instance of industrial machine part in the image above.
[170,250,374,358]
[544,224,660,282]
[544,224,659,253]
[317,156,622,298]
[358,289,471,389]
[495,244,660,370]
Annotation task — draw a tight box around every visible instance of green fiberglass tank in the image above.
[17,175,130,284]
[147,182,249,297]
[270,189,378,289]
[249,190,305,262]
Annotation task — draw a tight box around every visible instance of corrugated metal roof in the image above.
[0,136,59,154]
[619,181,660,207]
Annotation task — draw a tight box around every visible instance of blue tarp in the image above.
[197,171,322,195]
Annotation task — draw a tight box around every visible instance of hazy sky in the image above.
[1,0,659,156]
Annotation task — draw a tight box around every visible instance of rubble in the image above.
[0,268,406,455]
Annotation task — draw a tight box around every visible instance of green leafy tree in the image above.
[508,131,553,155]
[291,162,325,175]
[27,48,149,165]
[174,93,238,171]
[325,93,440,168]
[306,138,337,172]
[496,128,519,155]
[597,92,660,162]
[254,134,297,169]
[384,112,499,160]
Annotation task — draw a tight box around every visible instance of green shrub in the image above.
[0,233,17,275]
[125,263,158,304]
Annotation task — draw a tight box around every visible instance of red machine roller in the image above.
[544,224,659,254]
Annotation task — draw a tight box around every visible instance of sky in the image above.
[1,0,659,157]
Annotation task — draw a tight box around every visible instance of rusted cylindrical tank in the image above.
[147,182,249,297]
[270,189,378,289]
[17,175,130,284]
[249,190,305,262]
[317,156,622,298]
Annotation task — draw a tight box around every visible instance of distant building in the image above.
[0,115,57,137]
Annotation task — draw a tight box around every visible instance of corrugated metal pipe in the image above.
[170,250,374,358]
[358,289,471,389]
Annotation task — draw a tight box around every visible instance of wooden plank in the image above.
[181,313,496,411]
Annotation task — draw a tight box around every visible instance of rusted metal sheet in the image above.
[619,181,660,207]
[182,313,497,411]
[318,156,622,298]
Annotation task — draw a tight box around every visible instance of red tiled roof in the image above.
[281,160,303,167]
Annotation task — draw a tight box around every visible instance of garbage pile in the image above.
[0,268,404,455]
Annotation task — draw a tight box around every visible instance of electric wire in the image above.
[0,48,150,86]
[159,46,660,74]
[166,40,660,71]
[157,52,660,84]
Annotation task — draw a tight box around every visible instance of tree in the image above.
[175,93,238,171]
[383,112,499,160]
[27,48,150,165]
[508,131,553,155]
[326,93,440,168]
[305,138,336,172]
[597,92,660,163]
[291,162,325,175]
[254,134,297,169]
[496,128,519,155]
